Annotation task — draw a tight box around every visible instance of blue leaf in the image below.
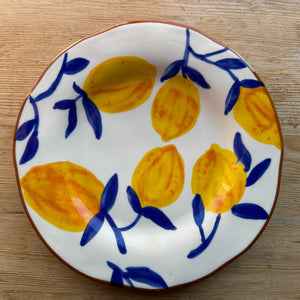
[240,79,264,89]
[107,261,124,286]
[161,60,183,82]
[187,214,221,259]
[192,194,205,229]
[65,102,77,138]
[53,99,74,110]
[142,207,176,230]
[224,81,240,115]
[16,119,36,141]
[246,158,271,187]
[100,173,118,213]
[215,58,247,70]
[105,213,127,254]
[231,203,268,220]
[185,66,210,89]
[234,132,252,172]
[126,186,142,214]
[63,57,89,75]
[126,267,168,289]
[80,212,105,246]
[82,96,102,139]
[19,132,39,165]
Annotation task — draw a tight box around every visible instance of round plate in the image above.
[14,21,283,290]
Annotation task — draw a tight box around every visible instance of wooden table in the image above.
[1,1,299,299]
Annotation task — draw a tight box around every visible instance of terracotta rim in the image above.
[13,20,284,291]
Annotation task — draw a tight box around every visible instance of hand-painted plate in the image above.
[14,21,283,290]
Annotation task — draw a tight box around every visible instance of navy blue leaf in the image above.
[19,132,39,165]
[126,267,168,289]
[161,60,183,82]
[107,261,124,286]
[240,79,264,89]
[105,213,127,254]
[142,207,176,230]
[82,96,102,139]
[224,81,240,115]
[231,203,268,220]
[192,194,205,229]
[63,57,89,75]
[234,132,252,172]
[187,214,221,259]
[66,103,77,138]
[246,158,271,187]
[215,58,247,70]
[53,99,74,110]
[80,212,105,246]
[185,66,210,89]
[16,119,36,141]
[100,174,118,213]
[126,186,142,214]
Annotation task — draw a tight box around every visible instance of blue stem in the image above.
[32,53,68,103]
[29,96,39,133]
[185,30,239,83]
[119,214,142,232]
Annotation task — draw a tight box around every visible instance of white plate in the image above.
[14,21,283,290]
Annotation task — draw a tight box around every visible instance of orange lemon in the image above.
[191,144,247,214]
[20,161,104,232]
[132,145,185,208]
[233,86,282,150]
[151,75,200,142]
[83,56,157,113]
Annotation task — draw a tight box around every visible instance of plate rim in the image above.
[13,19,284,290]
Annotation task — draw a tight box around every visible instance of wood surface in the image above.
[1,0,299,299]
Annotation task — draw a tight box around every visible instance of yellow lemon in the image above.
[83,56,157,113]
[233,86,282,150]
[151,75,200,142]
[132,145,185,208]
[20,161,104,232]
[191,144,247,214]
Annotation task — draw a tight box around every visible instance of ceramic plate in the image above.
[14,21,283,290]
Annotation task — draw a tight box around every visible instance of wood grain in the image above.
[1,0,299,299]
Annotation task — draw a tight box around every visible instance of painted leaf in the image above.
[141,207,176,230]
[126,267,168,289]
[187,214,221,259]
[107,261,124,286]
[80,212,105,246]
[246,158,271,187]
[100,173,118,213]
[192,194,205,229]
[224,81,240,115]
[240,79,264,89]
[161,59,183,82]
[53,99,74,110]
[234,132,252,172]
[185,66,210,89]
[16,119,36,141]
[215,58,247,69]
[231,203,268,220]
[19,133,39,165]
[73,81,85,96]
[126,186,142,214]
[66,103,77,138]
[82,96,102,139]
[105,213,127,254]
[63,57,89,75]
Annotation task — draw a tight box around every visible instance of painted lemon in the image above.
[132,145,185,208]
[151,75,200,142]
[83,56,157,113]
[233,86,282,150]
[191,144,247,214]
[20,161,104,232]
